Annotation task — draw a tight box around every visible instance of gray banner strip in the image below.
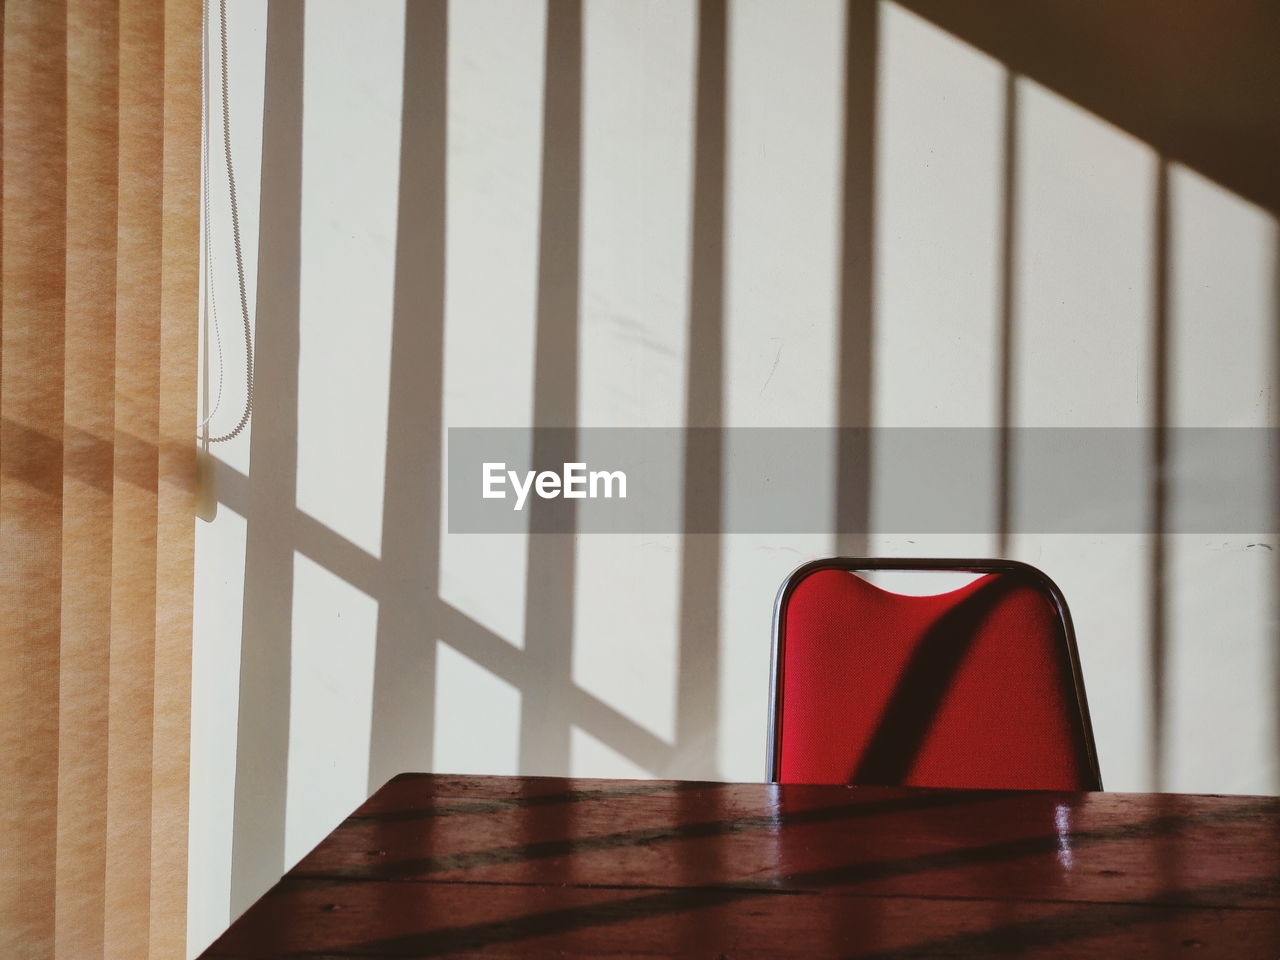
[446,428,1279,534]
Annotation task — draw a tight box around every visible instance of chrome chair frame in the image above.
[767,557,1102,789]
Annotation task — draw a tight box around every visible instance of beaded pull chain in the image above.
[200,0,253,444]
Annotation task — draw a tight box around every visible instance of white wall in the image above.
[190,1,1280,955]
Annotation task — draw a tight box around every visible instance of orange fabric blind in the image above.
[0,1,199,958]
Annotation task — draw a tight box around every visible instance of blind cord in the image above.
[198,0,225,430]
[201,0,254,444]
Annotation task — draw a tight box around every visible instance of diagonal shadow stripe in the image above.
[781,799,1276,892]
[314,885,765,959]
[212,457,679,774]
[206,872,1280,960]
[341,779,715,825]
[320,799,1277,958]
[301,790,997,880]
[842,874,1280,960]
[852,574,1024,784]
[0,416,185,496]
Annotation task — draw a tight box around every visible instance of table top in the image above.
[200,774,1280,959]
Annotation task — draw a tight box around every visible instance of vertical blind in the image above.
[1,1,199,958]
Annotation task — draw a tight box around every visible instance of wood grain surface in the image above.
[200,774,1280,959]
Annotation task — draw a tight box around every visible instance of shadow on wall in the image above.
[212,0,1280,918]
[218,0,733,914]
[898,0,1280,797]
[226,0,304,919]
[899,0,1280,793]
[897,0,1280,218]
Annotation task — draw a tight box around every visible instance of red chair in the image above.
[768,558,1101,790]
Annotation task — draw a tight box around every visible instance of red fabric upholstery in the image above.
[777,567,1096,790]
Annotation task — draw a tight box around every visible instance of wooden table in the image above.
[200,774,1280,958]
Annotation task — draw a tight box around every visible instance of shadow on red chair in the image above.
[768,558,1102,791]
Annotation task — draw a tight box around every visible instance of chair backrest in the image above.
[768,558,1101,790]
